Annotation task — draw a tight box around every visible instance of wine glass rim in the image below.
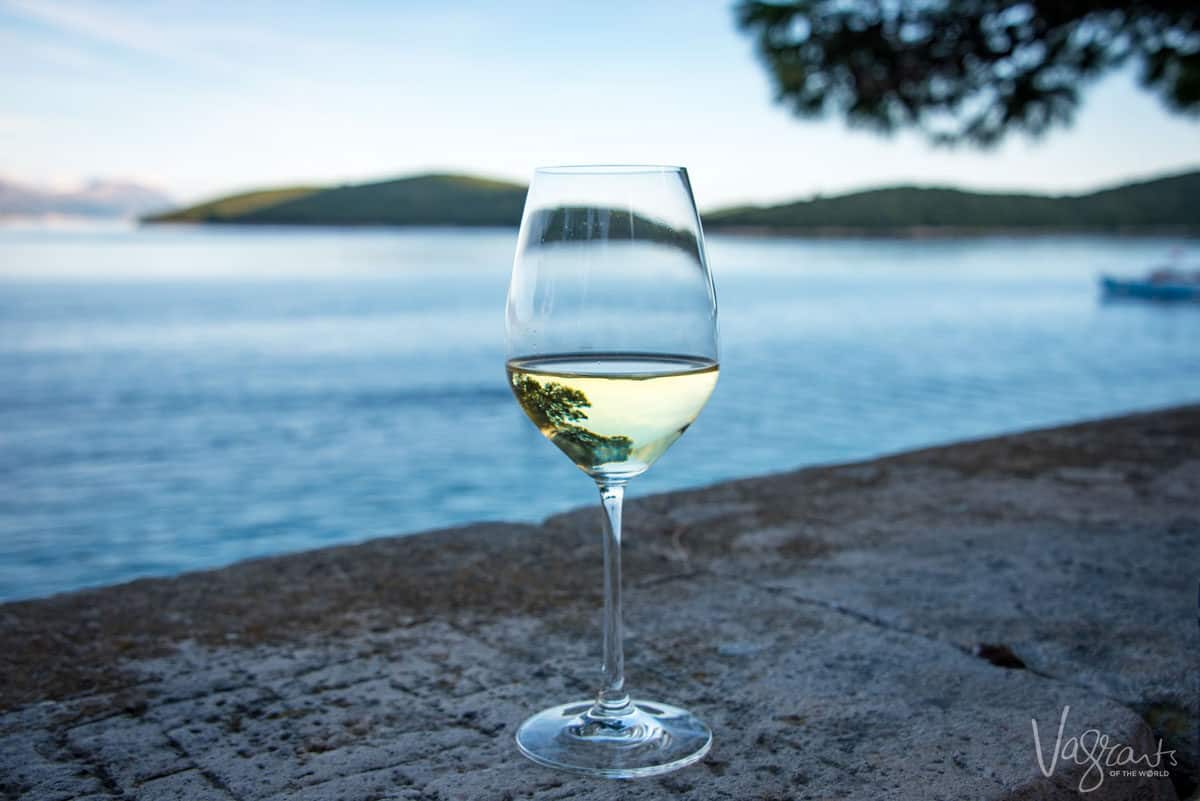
[534,164,686,175]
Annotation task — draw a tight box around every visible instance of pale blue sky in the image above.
[1,0,1197,209]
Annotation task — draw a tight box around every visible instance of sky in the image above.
[1,0,1197,210]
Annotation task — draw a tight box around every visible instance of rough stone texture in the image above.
[1,406,1197,801]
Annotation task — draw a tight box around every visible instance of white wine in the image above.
[507,353,718,482]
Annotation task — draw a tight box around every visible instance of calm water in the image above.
[1,226,1198,601]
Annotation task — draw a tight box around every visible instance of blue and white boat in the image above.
[1101,269,1200,302]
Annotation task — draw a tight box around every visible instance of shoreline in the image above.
[139,218,1200,239]
[3,401,1195,606]
[2,218,1197,239]
[706,223,1200,239]
[1,405,1196,799]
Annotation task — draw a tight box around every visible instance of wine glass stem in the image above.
[595,483,631,715]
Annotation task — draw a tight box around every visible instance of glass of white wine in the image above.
[506,165,719,778]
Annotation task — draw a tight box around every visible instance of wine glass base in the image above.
[515,699,712,779]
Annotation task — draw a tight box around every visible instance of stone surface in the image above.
[1,406,1197,800]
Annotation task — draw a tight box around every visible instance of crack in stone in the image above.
[150,683,260,708]
[55,725,124,799]
[726,573,1199,794]
[636,570,704,588]
[159,725,241,800]
[264,759,420,800]
[136,763,199,785]
[728,570,1062,680]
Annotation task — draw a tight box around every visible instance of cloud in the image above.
[0,26,100,72]
[1,0,177,58]
[2,0,414,72]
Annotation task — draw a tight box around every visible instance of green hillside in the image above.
[147,186,321,223]
[704,169,1200,232]
[145,168,1199,232]
[147,174,526,227]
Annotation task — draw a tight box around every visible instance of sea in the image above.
[1,225,1198,601]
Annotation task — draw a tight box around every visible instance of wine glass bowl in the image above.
[506,165,718,778]
[507,353,718,484]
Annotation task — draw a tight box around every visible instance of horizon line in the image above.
[156,162,1200,216]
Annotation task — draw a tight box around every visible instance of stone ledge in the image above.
[1,406,1197,800]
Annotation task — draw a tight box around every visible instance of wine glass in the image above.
[505,165,719,778]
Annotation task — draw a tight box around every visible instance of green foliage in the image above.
[704,169,1200,231]
[511,375,591,430]
[551,427,634,469]
[510,375,633,467]
[736,0,1200,146]
[147,169,1199,233]
[147,174,527,227]
[145,187,321,223]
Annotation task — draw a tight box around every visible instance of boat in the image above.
[1101,268,1200,302]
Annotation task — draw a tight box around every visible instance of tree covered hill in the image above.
[145,186,322,223]
[147,174,526,227]
[145,169,1199,233]
[706,169,1199,232]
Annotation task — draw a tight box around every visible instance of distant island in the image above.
[145,169,1199,235]
[145,174,526,228]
